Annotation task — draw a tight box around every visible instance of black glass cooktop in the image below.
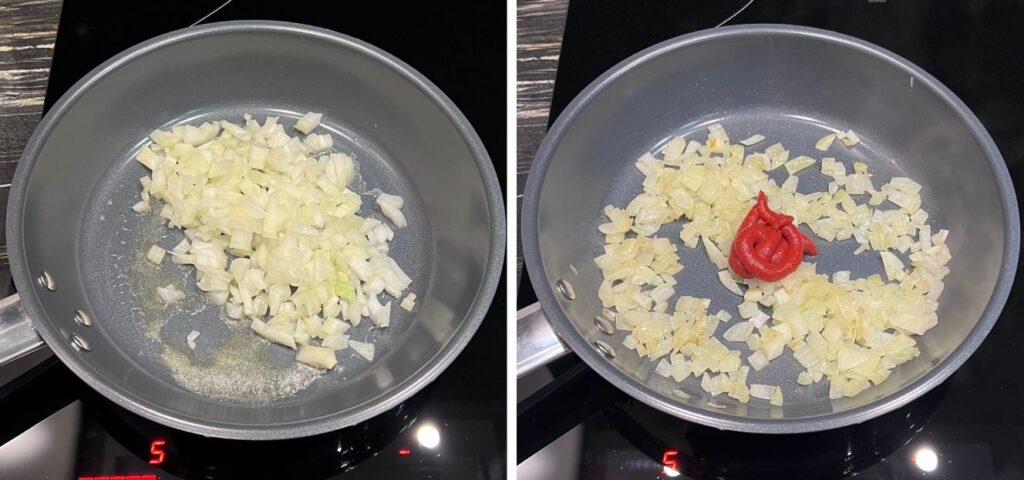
[0,1,505,479]
[518,1,1024,478]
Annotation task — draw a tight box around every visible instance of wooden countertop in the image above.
[516,0,568,282]
[0,0,61,291]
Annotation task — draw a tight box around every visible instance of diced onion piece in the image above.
[321,317,350,336]
[671,389,692,400]
[654,358,672,377]
[401,293,417,311]
[368,297,392,327]
[839,129,860,146]
[146,245,166,265]
[748,311,770,327]
[294,112,323,134]
[377,193,407,228]
[723,321,754,342]
[136,146,162,170]
[750,383,777,400]
[349,340,375,361]
[702,236,729,270]
[321,332,349,351]
[296,345,337,369]
[156,284,185,304]
[182,122,220,146]
[784,155,816,175]
[303,133,333,153]
[748,351,769,371]
[186,330,200,349]
[718,270,743,296]
[251,319,296,349]
[739,134,765,146]
[781,175,798,194]
[738,301,760,318]
[815,133,836,151]
[225,302,243,319]
[132,201,151,213]
[770,387,784,406]
[879,251,906,281]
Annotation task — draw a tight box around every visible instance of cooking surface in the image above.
[518,0,1024,478]
[0,1,505,479]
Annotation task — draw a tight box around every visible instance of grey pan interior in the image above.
[522,25,1018,433]
[7,21,504,439]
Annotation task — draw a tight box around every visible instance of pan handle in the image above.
[0,294,46,367]
[517,302,570,378]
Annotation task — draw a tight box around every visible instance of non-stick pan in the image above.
[0,21,504,439]
[520,25,1018,433]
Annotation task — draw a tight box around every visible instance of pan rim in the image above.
[521,23,1019,434]
[7,20,506,440]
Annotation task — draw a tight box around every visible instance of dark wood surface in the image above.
[516,0,568,283]
[0,0,61,291]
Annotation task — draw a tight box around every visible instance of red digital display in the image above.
[148,439,166,465]
[662,449,680,476]
[398,448,412,456]
[79,476,156,480]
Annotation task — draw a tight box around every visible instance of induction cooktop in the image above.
[0,1,506,479]
[518,1,1024,478]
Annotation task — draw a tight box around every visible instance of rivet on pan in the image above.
[594,340,615,359]
[594,316,615,335]
[70,333,90,352]
[37,270,56,291]
[74,310,93,327]
[556,278,576,300]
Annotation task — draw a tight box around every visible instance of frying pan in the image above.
[0,21,504,439]
[519,25,1018,433]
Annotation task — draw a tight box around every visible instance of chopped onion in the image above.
[377,193,407,228]
[748,311,770,327]
[740,134,765,146]
[738,301,760,318]
[723,321,754,342]
[156,284,185,304]
[750,383,777,400]
[702,236,729,270]
[838,129,861,146]
[186,330,200,349]
[134,114,413,371]
[594,125,950,403]
[401,293,417,311]
[146,245,166,265]
[815,133,836,151]
[784,155,816,175]
[296,345,337,369]
[349,340,375,361]
[321,332,349,351]
[294,112,323,135]
[250,319,296,349]
[718,270,743,296]
[671,389,692,400]
[748,351,769,371]
[879,251,906,281]
[303,133,333,153]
